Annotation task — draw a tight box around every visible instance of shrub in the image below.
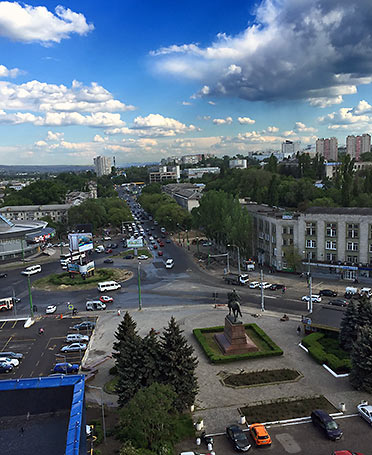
[109,365,118,375]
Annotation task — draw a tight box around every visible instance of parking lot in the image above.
[0,316,96,378]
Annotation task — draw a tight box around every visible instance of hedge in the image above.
[193,323,283,364]
[302,333,351,374]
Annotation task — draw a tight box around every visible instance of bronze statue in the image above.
[227,289,242,322]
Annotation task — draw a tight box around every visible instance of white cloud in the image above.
[35,140,47,147]
[237,116,255,125]
[294,122,317,133]
[47,130,63,141]
[0,64,20,78]
[354,100,372,115]
[182,101,192,106]
[208,101,216,105]
[93,134,105,142]
[0,2,94,44]
[266,126,279,133]
[213,116,233,125]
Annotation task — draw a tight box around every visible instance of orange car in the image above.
[249,423,272,446]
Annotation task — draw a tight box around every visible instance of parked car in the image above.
[331,452,364,455]
[45,305,57,314]
[327,299,349,307]
[153,244,158,250]
[138,255,149,260]
[124,254,134,259]
[249,281,260,289]
[166,239,171,243]
[226,424,251,452]
[158,250,163,256]
[100,295,113,303]
[302,295,322,303]
[311,409,343,440]
[72,321,96,331]
[0,351,23,359]
[319,289,338,297]
[53,362,79,374]
[0,273,7,278]
[61,343,87,353]
[357,402,372,425]
[0,357,19,367]
[159,241,165,247]
[105,248,113,254]
[0,362,14,373]
[260,282,272,289]
[249,423,272,446]
[66,334,89,343]
[104,258,114,264]
[269,283,284,290]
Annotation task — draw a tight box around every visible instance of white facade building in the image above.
[229,159,247,169]
[94,156,112,177]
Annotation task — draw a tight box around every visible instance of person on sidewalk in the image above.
[297,325,301,335]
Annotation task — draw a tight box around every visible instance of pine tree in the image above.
[339,300,359,351]
[350,326,372,392]
[159,317,198,412]
[140,329,162,387]
[113,311,139,362]
[356,297,372,329]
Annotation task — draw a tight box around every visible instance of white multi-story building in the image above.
[149,165,180,183]
[183,167,220,179]
[316,137,338,161]
[229,159,247,169]
[281,141,301,157]
[93,156,112,177]
[0,204,71,223]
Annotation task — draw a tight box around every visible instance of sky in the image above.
[1,0,372,165]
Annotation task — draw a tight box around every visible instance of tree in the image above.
[140,329,163,387]
[282,246,302,272]
[265,154,278,173]
[159,317,198,412]
[350,326,372,392]
[339,300,360,351]
[118,383,176,454]
[113,312,139,361]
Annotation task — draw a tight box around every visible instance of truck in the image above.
[223,273,250,286]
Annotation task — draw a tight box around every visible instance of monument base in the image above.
[215,315,258,355]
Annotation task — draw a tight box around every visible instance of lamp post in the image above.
[87,385,106,443]
[186,230,189,250]
[138,261,142,310]
[303,251,313,313]
[27,275,34,318]
[260,268,265,312]
[228,244,241,275]
[196,237,200,255]
[227,252,230,274]
[177,223,181,244]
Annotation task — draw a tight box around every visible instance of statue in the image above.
[227,289,242,322]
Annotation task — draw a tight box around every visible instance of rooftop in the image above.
[0,204,72,212]
[305,207,372,216]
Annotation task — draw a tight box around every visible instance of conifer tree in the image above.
[350,326,372,392]
[140,329,162,387]
[159,317,198,411]
[113,311,138,362]
[339,300,359,351]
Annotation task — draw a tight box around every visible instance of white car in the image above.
[357,403,372,425]
[66,334,89,343]
[61,343,87,353]
[260,282,272,289]
[165,259,174,269]
[149,236,154,241]
[138,255,149,260]
[301,295,322,303]
[249,281,260,289]
[46,305,57,314]
[0,357,19,367]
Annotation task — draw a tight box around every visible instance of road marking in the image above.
[30,370,34,376]
[0,322,6,329]
[11,321,17,328]
[35,360,40,367]
[1,336,13,351]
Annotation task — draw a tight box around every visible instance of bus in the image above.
[60,252,86,267]
[0,297,14,312]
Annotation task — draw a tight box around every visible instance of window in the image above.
[283,238,287,246]
[306,239,316,248]
[347,255,358,263]
[305,251,315,260]
[325,240,337,250]
[326,253,336,262]
[306,222,316,236]
[347,223,359,238]
[326,223,337,237]
[370,244,372,253]
[347,242,358,251]
[282,227,287,235]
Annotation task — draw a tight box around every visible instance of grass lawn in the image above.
[223,368,301,387]
[240,396,339,422]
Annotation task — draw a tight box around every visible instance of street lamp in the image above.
[186,230,189,250]
[303,250,313,313]
[27,275,34,318]
[87,385,106,443]
[138,261,142,310]
[228,244,241,275]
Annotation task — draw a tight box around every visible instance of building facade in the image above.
[229,159,247,169]
[346,134,371,162]
[316,137,338,161]
[0,204,71,223]
[183,167,220,179]
[149,165,180,183]
[162,183,204,211]
[281,140,301,157]
[93,155,112,177]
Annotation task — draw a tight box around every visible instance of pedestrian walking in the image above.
[282,286,286,294]
[117,309,121,317]
[297,325,301,335]
[38,327,44,335]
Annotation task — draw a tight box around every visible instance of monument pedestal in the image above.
[215,315,258,355]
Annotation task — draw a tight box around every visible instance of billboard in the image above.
[68,233,93,253]
[79,261,95,275]
[127,237,144,248]
[67,263,80,274]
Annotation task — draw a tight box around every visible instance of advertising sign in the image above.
[79,261,95,275]
[127,237,144,248]
[67,263,80,274]
[68,233,93,253]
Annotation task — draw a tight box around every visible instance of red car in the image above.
[105,248,112,254]
[100,295,113,303]
[158,250,163,256]
[153,244,158,249]
[159,241,164,247]
[157,238,161,243]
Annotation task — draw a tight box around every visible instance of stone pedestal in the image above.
[215,315,258,355]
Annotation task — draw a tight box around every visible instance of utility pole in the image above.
[21,239,25,264]
[308,254,313,313]
[27,275,34,317]
[138,261,142,310]
[237,246,241,275]
[260,269,265,312]
[87,385,106,443]
[227,252,230,274]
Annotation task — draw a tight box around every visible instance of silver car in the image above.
[61,343,87,353]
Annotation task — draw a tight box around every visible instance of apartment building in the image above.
[183,167,220,179]
[93,155,112,177]
[243,203,372,280]
[149,165,180,183]
[229,159,247,169]
[346,134,371,162]
[0,204,71,223]
[316,137,338,161]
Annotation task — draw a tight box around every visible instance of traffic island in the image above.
[193,323,283,363]
[220,368,303,388]
[33,268,133,291]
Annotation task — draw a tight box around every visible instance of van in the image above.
[95,245,105,253]
[21,265,42,276]
[360,288,372,299]
[160,227,166,233]
[86,300,106,311]
[97,281,121,292]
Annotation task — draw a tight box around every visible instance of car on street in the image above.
[203,241,212,247]
[327,299,349,307]
[166,239,171,243]
[61,343,87,353]
[269,283,284,290]
[0,362,14,373]
[157,238,161,243]
[53,362,79,374]
[249,423,272,446]
[332,452,364,455]
[71,321,96,331]
[153,244,158,249]
[319,289,338,297]
[0,351,23,359]
[66,333,89,343]
[357,402,372,425]
[226,424,251,452]
[158,250,163,256]
[311,409,343,440]
[0,357,19,367]
[104,258,114,264]
[124,254,134,259]
[159,241,164,247]
[45,305,57,314]
[100,295,114,303]
[105,248,113,254]
[260,282,272,289]
[165,258,174,269]
[0,273,7,278]
[21,264,42,276]
[302,295,322,303]
[249,281,260,289]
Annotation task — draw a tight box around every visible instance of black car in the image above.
[0,362,14,373]
[104,258,114,264]
[72,321,96,331]
[0,273,7,278]
[311,409,343,440]
[319,289,338,297]
[124,254,134,259]
[226,425,251,452]
[269,283,284,291]
[327,299,348,307]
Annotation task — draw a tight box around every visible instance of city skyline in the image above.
[1,0,372,165]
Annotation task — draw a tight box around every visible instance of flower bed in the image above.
[222,368,301,388]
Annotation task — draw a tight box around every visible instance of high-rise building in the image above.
[346,134,370,161]
[316,137,338,161]
[94,156,112,177]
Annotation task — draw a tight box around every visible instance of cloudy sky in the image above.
[1,0,372,165]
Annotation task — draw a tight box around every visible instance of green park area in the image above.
[221,368,302,388]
